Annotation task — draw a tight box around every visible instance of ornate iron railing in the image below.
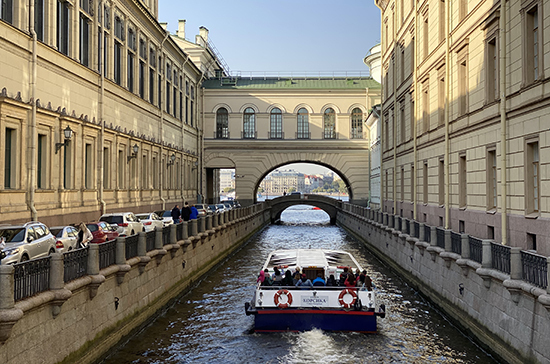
[125,235,139,259]
[64,247,89,282]
[424,225,431,243]
[146,230,156,252]
[468,236,483,264]
[521,251,547,289]
[436,227,445,248]
[176,223,184,241]
[162,226,171,245]
[396,217,402,232]
[404,219,410,235]
[413,221,420,238]
[491,242,511,274]
[450,231,462,255]
[98,239,116,270]
[14,257,51,302]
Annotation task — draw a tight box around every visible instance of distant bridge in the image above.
[265,194,342,224]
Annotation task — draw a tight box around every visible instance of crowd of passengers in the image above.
[257,266,374,291]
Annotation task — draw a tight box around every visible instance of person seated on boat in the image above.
[355,268,361,278]
[272,266,284,283]
[257,270,266,285]
[312,273,326,286]
[282,270,294,286]
[338,267,349,286]
[292,267,302,284]
[344,273,357,288]
[263,268,273,286]
[326,274,338,286]
[295,274,313,289]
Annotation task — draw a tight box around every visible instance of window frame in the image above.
[323,108,336,139]
[269,108,283,139]
[216,107,229,139]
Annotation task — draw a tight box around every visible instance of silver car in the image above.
[0,221,57,264]
[49,225,80,253]
[99,212,144,236]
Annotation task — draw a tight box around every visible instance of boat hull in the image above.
[253,309,378,333]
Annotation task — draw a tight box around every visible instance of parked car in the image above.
[208,204,222,214]
[49,225,79,253]
[154,210,174,225]
[216,203,229,213]
[86,222,120,243]
[0,221,57,264]
[225,200,241,209]
[195,204,213,217]
[135,213,165,232]
[223,202,233,210]
[99,212,144,236]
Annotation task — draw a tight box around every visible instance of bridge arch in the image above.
[266,194,342,225]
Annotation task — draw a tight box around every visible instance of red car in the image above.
[86,222,119,243]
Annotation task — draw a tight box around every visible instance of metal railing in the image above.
[491,242,511,274]
[404,219,410,235]
[450,231,462,255]
[396,217,402,232]
[468,236,483,264]
[413,221,420,238]
[521,251,547,289]
[424,225,431,243]
[98,239,116,270]
[268,131,284,139]
[435,227,445,249]
[296,131,311,139]
[214,130,230,139]
[125,234,139,259]
[241,131,257,139]
[176,223,184,241]
[14,257,51,302]
[64,247,89,282]
[162,226,171,245]
[146,230,156,252]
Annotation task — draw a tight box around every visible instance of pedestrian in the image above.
[181,202,192,221]
[190,204,199,220]
[171,204,181,223]
[77,222,93,248]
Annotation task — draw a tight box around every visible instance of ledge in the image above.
[476,267,509,289]
[455,258,481,276]
[440,252,461,268]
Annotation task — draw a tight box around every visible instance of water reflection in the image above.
[100,208,497,364]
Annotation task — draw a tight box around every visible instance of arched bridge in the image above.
[265,194,343,225]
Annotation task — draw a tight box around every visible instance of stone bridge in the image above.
[265,194,342,224]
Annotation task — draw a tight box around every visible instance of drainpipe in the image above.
[28,0,38,221]
[444,0,450,229]
[159,31,169,210]
[412,0,418,221]
[180,55,190,201]
[98,0,106,215]
[198,74,206,203]
[500,0,508,244]
[375,3,385,214]
[392,10,397,216]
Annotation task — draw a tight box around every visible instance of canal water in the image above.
[100,206,499,364]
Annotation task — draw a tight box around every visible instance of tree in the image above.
[223,187,235,193]
[288,187,296,193]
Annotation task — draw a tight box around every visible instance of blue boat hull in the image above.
[254,309,378,333]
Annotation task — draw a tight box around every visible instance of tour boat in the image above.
[245,249,386,333]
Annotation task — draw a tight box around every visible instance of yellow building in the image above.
[376,0,549,254]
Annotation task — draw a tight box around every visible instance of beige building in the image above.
[376,0,550,254]
[0,0,203,225]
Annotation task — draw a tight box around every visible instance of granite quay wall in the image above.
[337,203,550,364]
[0,204,269,364]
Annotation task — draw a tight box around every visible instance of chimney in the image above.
[159,22,168,31]
[196,26,209,46]
[177,19,186,39]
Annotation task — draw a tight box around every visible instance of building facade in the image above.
[376,0,550,254]
[1,0,202,225]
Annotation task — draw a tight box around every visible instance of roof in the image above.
[202,77,381,90]
[264,249,361,270]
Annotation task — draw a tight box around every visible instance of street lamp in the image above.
[167,153,176,167]
[55,125,73,154]
[127,144,139,163]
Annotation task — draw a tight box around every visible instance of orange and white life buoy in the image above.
[338,289,357,309]
[274,289,293,309]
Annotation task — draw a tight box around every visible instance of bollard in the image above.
[49,253,64,291]
[461,234,469,259]
[481,240,492,269]
[115,237,126,265]
[0,265,15,310]
[138,232,146,257]
[510,247,522,280]
[444,229,452,252]
[547,257,550,294]
[88,243,100,275]
[190,219,198,237]
[430,226,437,247]
[181,221,189,240]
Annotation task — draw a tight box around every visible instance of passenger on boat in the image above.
[272,266,284,283]
[263,269,273,286]
[338,267,349,286]
[358,270,374,291]
[282,270,294,286]
[257,270,265,285]
[312,273,326,286]
[326,274,338,286]
[292,267,302,284]
[344,273,357,288]
[295,274,313,288]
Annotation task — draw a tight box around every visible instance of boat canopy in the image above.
[263,249,362,271]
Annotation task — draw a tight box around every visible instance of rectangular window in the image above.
[410,164,415,202]
[57,1,71,56]
[80,14,90,67]
[103,147,110,189]
[139,61,145,98]
[422,84,429,134]
[1,0,13,24]
[459,154,467,208]
[63,140,72,189]
[410,97,415,140]
[127,52,134,91]
[400,47,405,84]
[401,167,405,202]
[103,32,108,76]
[487,38,498,102]
[35,0,44,41]
[527,233,537,251]
[173,84,177,118]
[400,105,405,143]
[142,154,147,188]
[114,42,122,85]
[423,17,429,59]
[438,159,444,205]
[423,162,428,204]
[525,141,540,214]
[158,74,162,108]
[458,57,468,115]
[190,86,195,126]
[459,0,467,22]
[152,155,157,188]
[4,128,15,188]
[37,134,47,189]
[487,149,497,210]
[525,7,540,83]
[439,0,445,43]
[438,74,445,127]
[118,150,125,189]
[149,68,155,104]
[85,143,92,189]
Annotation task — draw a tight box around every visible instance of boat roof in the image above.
[263,249,362,271]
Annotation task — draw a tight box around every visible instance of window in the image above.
[459,154,466,208]
[243,107,255,139]
[57,1,71,56]
[527,233,537,251]
[457,55,468,115]
[152,155,157,189]
[524,6,541,84]
[422,82,429,134]
[459,0,468,22]
[103,147,110,189]
[4,128,16,188]
[439,0,445,43]
[410,96,415,140]
[128,28,136,92]
[410,164,415,202]
[400,167,405,201]
[487,149,497,210]
[190,85,194,126]
[400,46,405,84]
[525,140,540,214]
[141,154,147,188]
[35,0,45,41]
[438,159,444,206]
[216,107,229,139]
[185,80,189,124]
[423,161,428,204]
[114,41,122,85]
[63,140,72,189]
[438,73,445,127]
[351,108,363,139]
[270,108,283,139]
[85,143,92,189]
[323,108,336,139]
[400,105,405,143]
[487,37,499,102]
[79,12,91,67]
[1,0,13,23]
[118,149,125,189]
[423,16,429,59]
[173,71,177,118]
[149,67,155,104]
[179,77,183,121]
[37,134,47,189]
[297,108,309,139]
[102,31,108,76]
[139,61,145,98]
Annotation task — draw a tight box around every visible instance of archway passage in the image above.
[266,194,342,225]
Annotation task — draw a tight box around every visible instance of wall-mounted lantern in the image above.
[191,161,199,171]
[167,153,176,167]
[55,126,73,154]
[127,144,139,163]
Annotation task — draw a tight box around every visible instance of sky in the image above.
[158,0,381,75]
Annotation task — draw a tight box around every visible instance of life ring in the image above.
[274,289,293,309]
[338,289,357,309]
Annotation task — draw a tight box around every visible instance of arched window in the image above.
[270,108,283,139]
[216,108,229,138]
[351,108,363,139]
[323,108,336,139]
[297,108,309,139]
[243,107,256,139]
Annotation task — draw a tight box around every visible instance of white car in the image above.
[99,212,144,236]
[49,225,80,253]
[154,210,174,225]
[0,221,58,264]
[135,213,165,232]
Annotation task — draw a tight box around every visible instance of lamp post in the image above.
[127,144,139,162]
[167,153,176,167]
[55,125,73,154]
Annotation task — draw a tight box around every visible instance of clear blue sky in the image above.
[158,0,381,74]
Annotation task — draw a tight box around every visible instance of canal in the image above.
[100,206,499,364]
